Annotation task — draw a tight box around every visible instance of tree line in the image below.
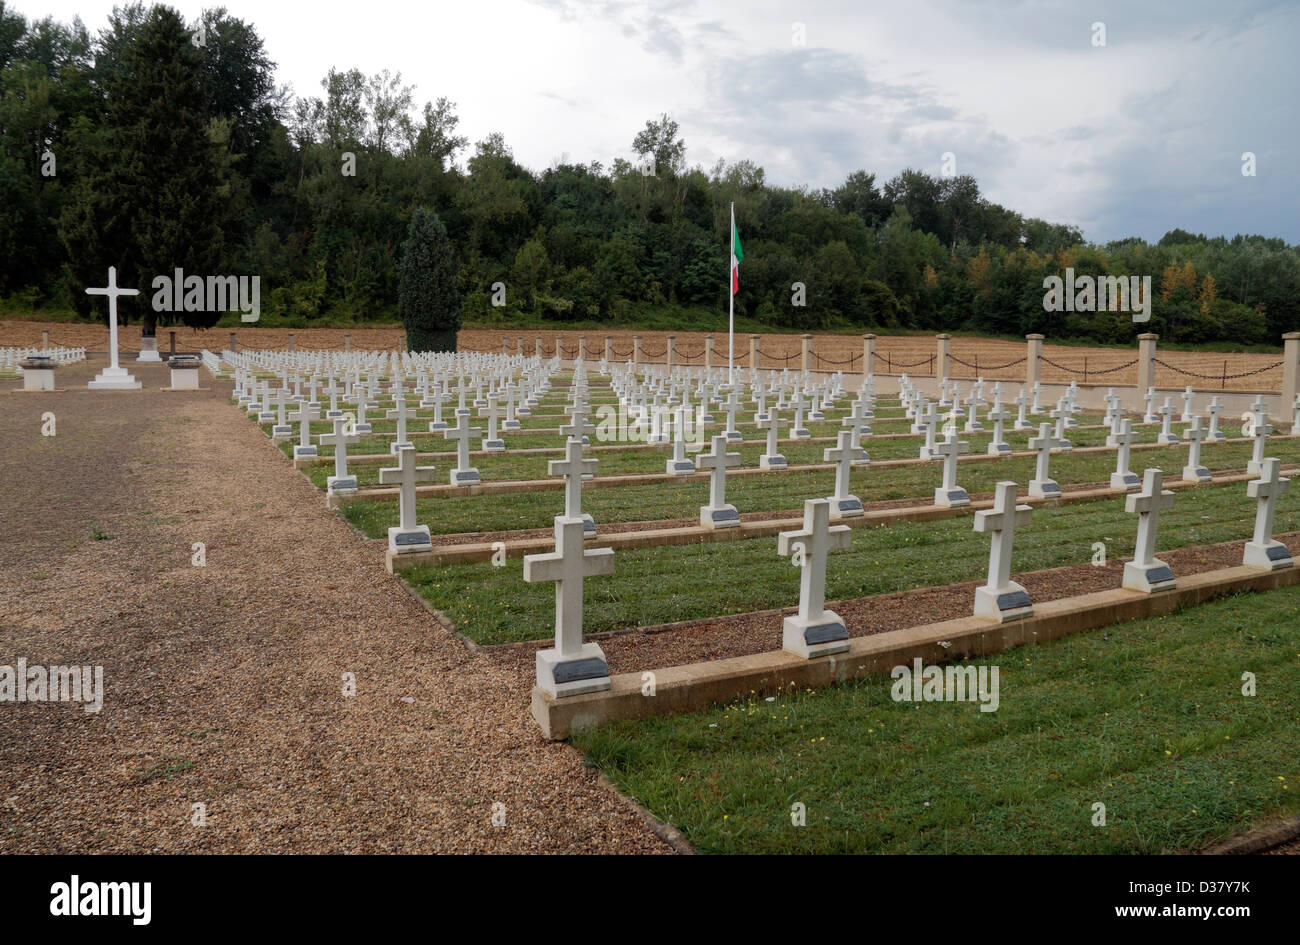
[2,1,1297,346]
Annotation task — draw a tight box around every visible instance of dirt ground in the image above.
[1,318,1286,392]
[0,355,667,853]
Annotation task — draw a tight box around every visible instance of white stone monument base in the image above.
[1029,479,1061,499]
[1247,460,1264,477]
[666,458,694,475]
[578,513,596,539]
[1243,540,1293,571]
[700,504,740,529]
[759,454,787,470]
[1122,559,1177,593]
[88,366,141,390]
[169,366,200,389]
[449,468,480,485]
[1014,421,1034,432]
[482,438,505,451]
[137,337,162,362]
[974,583,1033,622]
[987,441,1011,456]
[828,495,864,519]
[1110,471,1140,491]
[258,411,275,421]
[1181,464,1211,484]
[353,423,372,434]
[293,445,318,459]
[790,427,810,439]
[537,642,611,698]
[326,475,358,495]
[934,486,970,508]
[724,430,743,442]
[271,425,292,439]
[1157,433,1180,445]
[646,433,669,445]
[388,524,432,554]
[783,612,849,659]
[22,369,56,391]
[502,419,521,431]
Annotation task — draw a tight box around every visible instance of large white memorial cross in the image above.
[777,498,852,658]
[550,437,598,536]
[525,516,616,697]
[86,267,142,390]
[1244,457,1293,570]
[696,434,741,528]
[1122,468,1177,593]
[378,444,437,552]
[972,480,1034,621]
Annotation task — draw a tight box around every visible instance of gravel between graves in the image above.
[0,356,668,853]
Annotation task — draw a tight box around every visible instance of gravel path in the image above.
[0,356,667,853]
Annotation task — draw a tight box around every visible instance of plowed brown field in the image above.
[1,319,1287,392]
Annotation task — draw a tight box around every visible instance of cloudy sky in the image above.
[35,0,1300,243]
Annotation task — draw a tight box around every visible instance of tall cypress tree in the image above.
[398,207,460,352]
[60,5,227,332]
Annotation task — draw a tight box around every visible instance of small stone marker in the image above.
[1123,468,1177,593]
[319,416,360,495]
[378,444,437,553]
[1181,415,1211,483]
[1028,422,1061,498]
[525,516,616,698]
[1243,458,1293,570]
[824,429,865,519]
[932,431,971,507]
[972,481,1034,622]
[696,434,741,528]
[167,354,201,390]
[443,410,481,485]
[19,355,58,391]
[777,498,852,658]
[549,437,598,537]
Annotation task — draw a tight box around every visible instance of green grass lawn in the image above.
[402,474,1300,644]
[339,437,1300,539]
[573,585,1300,854]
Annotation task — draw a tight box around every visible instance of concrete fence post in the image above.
[749,335,760,373]
[863,334,876,379]
[633,335,642,368]
[287,331,295,352]
[344,333,351,352]
[578,336,587,361]
[1026,333,1044,388]
[604,336,612,362]
[801,333,812,376]
[1281,332,1300,410]
[229,332,237,353]
[535,336,543,359]
[666,335,676,371]
[936,334,951,380]
[705,335,715,369]
[1136,333,1159,407]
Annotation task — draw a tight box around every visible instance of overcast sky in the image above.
[30,0,1300,243]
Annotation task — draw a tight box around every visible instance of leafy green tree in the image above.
[398,207,459,351]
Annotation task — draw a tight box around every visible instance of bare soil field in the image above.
[1,318,1286,392]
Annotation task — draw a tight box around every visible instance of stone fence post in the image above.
[1282,332,1300,409]
[863,334,876,378]
[936,333,951,380]
[1136,333,1159,405]
[1026,333,1043,388]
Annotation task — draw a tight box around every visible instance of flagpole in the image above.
[728,202,735,386]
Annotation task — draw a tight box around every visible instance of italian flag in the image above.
[731,209,743,295]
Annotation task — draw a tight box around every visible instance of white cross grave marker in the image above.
[318,416,360,494]
[1122,468,1177,593]
[550,437,598,537]
[824,429,866,519]
[1028,422,1062,498]
[1109,418,1139,490]
[697,434,741,528]
[972,480,1034,622]
[932,431,971,507]
[378,444,437,553]
[756,410,787,470]
[443,411,481,485]
[525,516,616,697]
[1181,415,1211,483]
[777,498,852,658]
[1243,457,1293,570]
